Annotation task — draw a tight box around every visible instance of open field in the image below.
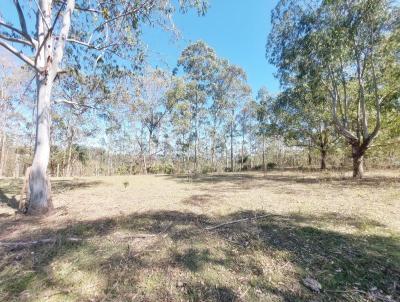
[0,170,399,301]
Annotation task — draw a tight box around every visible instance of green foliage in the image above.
[148,163,175,175]
[267,0,400,175]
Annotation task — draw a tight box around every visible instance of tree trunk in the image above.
[143,153,147,174]
[0,132,6,177]
[352,145,364,178]
[230,122,234,172]
[66,141,73,177]
[225,141,228,171]
[241,133,244,171]
[28,78,54,215]
[262,133,266,175]
[14,152,20,178]
[194,109,198,172]
[194,133,198,172]
[211,129,215,171]
[320,149,327,170]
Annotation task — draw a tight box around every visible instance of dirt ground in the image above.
[0,170,399,301]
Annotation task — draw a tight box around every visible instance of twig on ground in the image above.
[0,237,82,247]
[205,214,273,230]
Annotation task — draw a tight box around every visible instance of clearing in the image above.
[0,170,399,301]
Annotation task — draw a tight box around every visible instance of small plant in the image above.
[123,181,129,189]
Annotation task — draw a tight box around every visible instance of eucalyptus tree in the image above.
[213,60,251,172]
[237,99,255,170]
[0,0,207,214]
[268,0,400,177]
[0,53,32,177]
[272,86,339,170]
[168,79,192,170]
[132,68,174,168]
[255,87,273,173]
[52,72,105,176]
[178,41,218,170]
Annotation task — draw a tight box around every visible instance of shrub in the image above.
[201,165,215,174]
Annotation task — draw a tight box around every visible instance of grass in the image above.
[0,170,399,301]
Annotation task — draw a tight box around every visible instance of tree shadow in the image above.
[161,172,400,190]
[0,210,398,301]
[0,178,103,211]
[261,174,400,188]
[182,194,214,207]
[51,179,104,194]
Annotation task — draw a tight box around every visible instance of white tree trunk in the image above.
[0,0,74,214]
[28,77,54,215]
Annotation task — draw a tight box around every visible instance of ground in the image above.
[0,170,399,302]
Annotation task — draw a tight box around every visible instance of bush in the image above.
[201,165,215,174]
[267,162,277,169]
[164,163,175,175]
[148,163,175,175]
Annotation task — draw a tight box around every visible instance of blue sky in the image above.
[1,0,280,95]
[143,0,280,95]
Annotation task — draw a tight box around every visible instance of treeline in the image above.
[0,0,399,181]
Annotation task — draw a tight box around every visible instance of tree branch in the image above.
[0,39,38,71]
[52,0,75,76]
[33,0,50,30]
[0,20,36,47]
[66,38,119,51]
[0,33,32,46]
[205,214,273,231]
[55,1,101,14]
[92,0,156,34]
[54,98,95,110]
[12,0,34,46]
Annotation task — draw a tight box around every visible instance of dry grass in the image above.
[0,170,399,301]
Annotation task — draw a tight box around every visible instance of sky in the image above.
[1,0,280,96]
[142,0,280,95]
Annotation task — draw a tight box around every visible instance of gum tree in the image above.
[268,0,399,177]
[0,0,207,214]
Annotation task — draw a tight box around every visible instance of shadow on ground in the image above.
[0,178,103,210]
[0,209,398,301]
[159,171,400,190]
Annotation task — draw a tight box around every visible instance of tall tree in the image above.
[132,68,174,169]
[178,41,218,171]
[268,0,400,177]
[255,87,273,174]
[213,60,251,172]
[0,0,208,214]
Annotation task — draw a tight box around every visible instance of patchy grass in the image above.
[0,170,399,301]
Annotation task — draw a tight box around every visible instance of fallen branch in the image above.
[205,214,272,231]
[0,237,82,248]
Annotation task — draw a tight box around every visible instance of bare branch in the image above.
[52,0,75,74]
[0,20,36,47]
[205,214,273,231]
[54,98,96,109]
[0,39,39,71]
[0,33,32,46]
[33,0,50,30]
[66,38,119,50]
[13,0,30,39]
